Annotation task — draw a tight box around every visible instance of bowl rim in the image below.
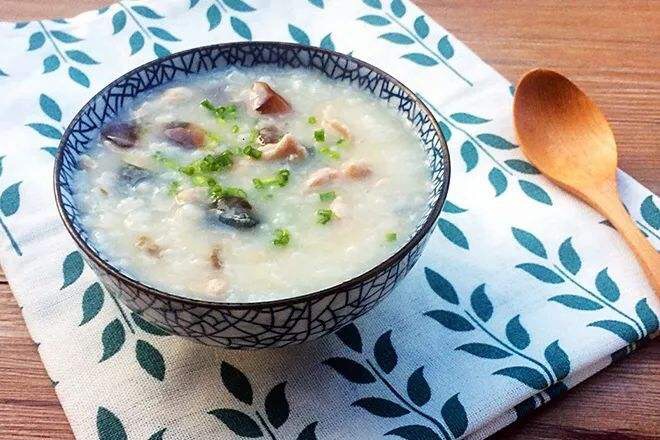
[54,41,451,309]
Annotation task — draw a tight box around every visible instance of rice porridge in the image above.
[73,67,431,301]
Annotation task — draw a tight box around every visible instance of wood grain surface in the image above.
[0,1,658,439]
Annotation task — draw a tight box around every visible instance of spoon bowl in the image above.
[513,68,659,295]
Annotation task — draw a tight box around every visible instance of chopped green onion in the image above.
[319,146,340,160]
[319,191,337,202]
[204,131,221,149]
[308,116,317,125]
[253,169,290,189]
[153,151,180,170]
[336,138,346,146]
[316,208,334,225]
[200,98,238,122]
[181,151,234,176]
[314,129,325,142]
[273,228,290,247]
[385,232,397,242]
[222,186,248,199]
[207,181,247,202]
[248,128,259,144]
[167,180,181,196]
[243,144,262,159]
[231,124,240,134]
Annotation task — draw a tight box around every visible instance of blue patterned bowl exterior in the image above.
[54,42,450,349]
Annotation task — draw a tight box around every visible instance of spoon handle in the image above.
[589,181,660,295]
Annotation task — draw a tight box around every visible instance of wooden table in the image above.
[0,1,658,439]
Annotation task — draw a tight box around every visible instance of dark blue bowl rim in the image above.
[54,41,451,309]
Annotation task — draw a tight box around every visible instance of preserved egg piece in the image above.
[101,121,140,149]
[163,121,206,149]
[211,196,259,228]
[118,164,151,187]
[257,124,283,145]
[250,82,291,115]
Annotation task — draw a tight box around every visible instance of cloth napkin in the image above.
[1,1,658,439]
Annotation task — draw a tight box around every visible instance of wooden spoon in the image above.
[513,68,659,295]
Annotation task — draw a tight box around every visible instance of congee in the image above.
[73,67,431,301]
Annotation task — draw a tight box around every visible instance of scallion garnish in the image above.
[200,99,238,122]
[207,181,247,202]
[243,145,262,159]
[231,124,240,134]
[386,232,397,242]
[153,151,180,170]
[253,169,290,189]
[308,116,317,125]
[316,208,334,225]
[336,138,346,146]
[204,132,221,149]
[167,180,181,196]
[273,228,290,246]
[314,129,325,142]
[319,191,337,202]
[319,146,340,160]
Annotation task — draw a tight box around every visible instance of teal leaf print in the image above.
[0,156,3,176]
[424,267,458,305]
[438,121,451,141]
[80,282,104,325]
[136,340,165,381]
[221,361,254,404]
[97,407,127,440]
[297,422,319,440]
[68,66,90,87]
[358,15,390,26]
[308,0,324,8]
[544,341,570,380]
[112,10,126,34]
[504,159,539,174]
[450,112,490,124]
[51,18,68,24]
[425,310,475,331]
[231,17,252,40]
[549,295,603,311]
[558,238,581,274]
[148,428,167,440]
[43,54,61,73]
[153,43,170,58]
[320,34,335,51]
[189,0,200,7]
[363,0,383,8]
[493,366,548,390]
[441,394,468,438]
[209,409,263,438]
[488,167,507,196]
[353,397,409,417]
[223,0,256,12]
[456,343,511,359]
[477,133,517,150]
[131,312,169,336]
[61,251,84,289]
[100,319,126,361]
[505,315,530,349]
[515,263,564,284]
[519,180,552,205]
[385,425,440,440]
[206,5,222,30]
[288,24,310,45]
[595,268,620,301]
[511,227,547,258]
[509,84,516,95]
[442,201,466,214]
[0,68,7,77]
[413,16,429,38]
[380,32,414,45]
[390,0,406,17]
[0,182,21,216]
[39,94,62,121]
[470,284,493,322]
[374,330,397,373]
[437,218,469,249]
[336,323,363,353]
[148,27,180,42]
[42,147,58,157]
[460,140,478,171]
[129,31,145,55]
[65,50,99,65]
[635,299,659,334]
[640,195,659,229]
[406,367,431,406]
[264,382,289,428]
[28,32,45,50]
[27,123,62,139]
[51,30,82,43]
[588,320,638,343]
[401,53,438,66]
[131,5,164,19]
[323,357,376,383]
[437,35,454,59]
[15,22,29,29]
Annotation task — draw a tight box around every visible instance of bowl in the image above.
[54,42,450,349]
